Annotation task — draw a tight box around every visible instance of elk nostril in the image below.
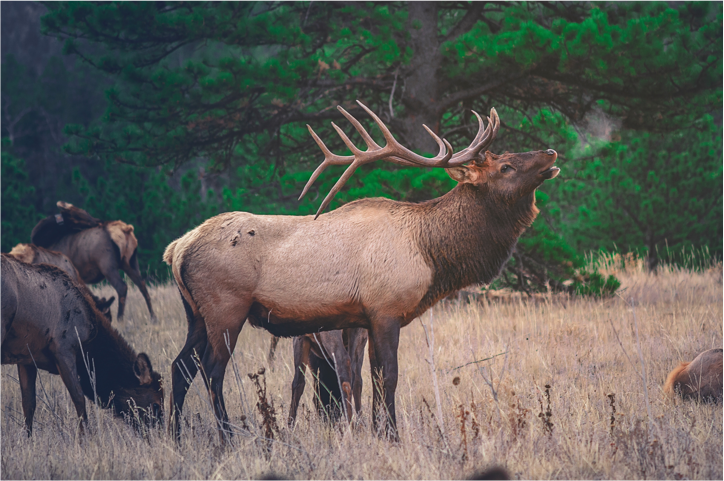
[546,149,556,156]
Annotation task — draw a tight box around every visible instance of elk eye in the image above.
[500,165,514,173]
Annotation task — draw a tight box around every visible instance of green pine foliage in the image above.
[2,2,719,292]
[562,114,723,269]
[1,144,43,253]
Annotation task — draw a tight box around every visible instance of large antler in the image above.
[301,100,499,219]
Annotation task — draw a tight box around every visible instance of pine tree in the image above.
[564,115,723,270]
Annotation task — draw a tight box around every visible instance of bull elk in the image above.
[164,101,559,441]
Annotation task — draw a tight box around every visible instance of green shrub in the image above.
[573,270,621,298]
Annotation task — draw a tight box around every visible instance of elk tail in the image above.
[105,221,138,265]
[163,235,196,312]
[664,361,690,397]
[163,239,179,266]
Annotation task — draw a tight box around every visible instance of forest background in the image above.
[2,1,722,291]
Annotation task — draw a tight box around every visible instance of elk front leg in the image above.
[346,328,368,416]
[317,330,355,423]
[103,268,128,321]
[268,336,280,362]
[288,336,311,427]
[52,348,87,435]
[369,318,400,440]
[17,364,38,436]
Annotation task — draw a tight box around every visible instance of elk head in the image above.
[301,101,559,216]
[113,353,164,428]
[445,149,559,203]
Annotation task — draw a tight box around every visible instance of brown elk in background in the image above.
[8,243,116,321]
[31,202,156,321]
[163,101,559,441]
[288,328,368,426]
[664,348,723,403]
[1,255,164,435]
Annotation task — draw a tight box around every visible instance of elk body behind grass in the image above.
[1,255,164,434]
[164,101,559,441]
[664,349,723,402]
[288,328,368,426]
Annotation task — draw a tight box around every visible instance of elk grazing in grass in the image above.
[31,202,156,321]
[664,348,723,403]
[163,101,559,441]
[8,243,116,321]
[1,254,164,435]
[288,328,368,426]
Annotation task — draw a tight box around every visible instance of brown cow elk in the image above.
[288,328,368,426]
[31,202,155,321]
[8,243,116,321]
[664,349,723,403]
[163,101,559,441]
[1,254,164,435]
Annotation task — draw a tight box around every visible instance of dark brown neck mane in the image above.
[408,182,539,315]
[76,311,142,412]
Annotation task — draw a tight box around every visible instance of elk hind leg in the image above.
[198,300,249,443]
[170,293,208,441]
[122,253,156,321]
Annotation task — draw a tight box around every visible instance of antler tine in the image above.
[421,124,454,165]
[313,159,365,220]
[302,100,464,218]
[355,100,452,166]
[447,107,499,166]
[337,106,381,151]
[331,122,364,155]
[299,125,355,200]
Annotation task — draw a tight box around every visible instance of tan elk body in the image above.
[664,349,723,402]
[31,202,156,321]
[164,102,559,440]
[8,243,116,320]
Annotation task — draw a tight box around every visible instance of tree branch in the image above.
[441,3,485,43]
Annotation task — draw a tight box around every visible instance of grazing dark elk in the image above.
[31,201,156,321]
[8,243,116,321]
[164,101,559,441]
[664,349,723,403]
[1,254,164,435]
[288,328,368,426]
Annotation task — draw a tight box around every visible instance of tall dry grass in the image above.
[2,255,722,479]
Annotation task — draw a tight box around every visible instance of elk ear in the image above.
[134,353,153,385]
[445,166,482,184]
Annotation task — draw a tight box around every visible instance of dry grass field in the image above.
[2,254,722,480]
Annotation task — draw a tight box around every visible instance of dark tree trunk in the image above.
[646,229,658,274]
[398,2,443,153]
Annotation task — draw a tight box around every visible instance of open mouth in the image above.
[539,166,560,179]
